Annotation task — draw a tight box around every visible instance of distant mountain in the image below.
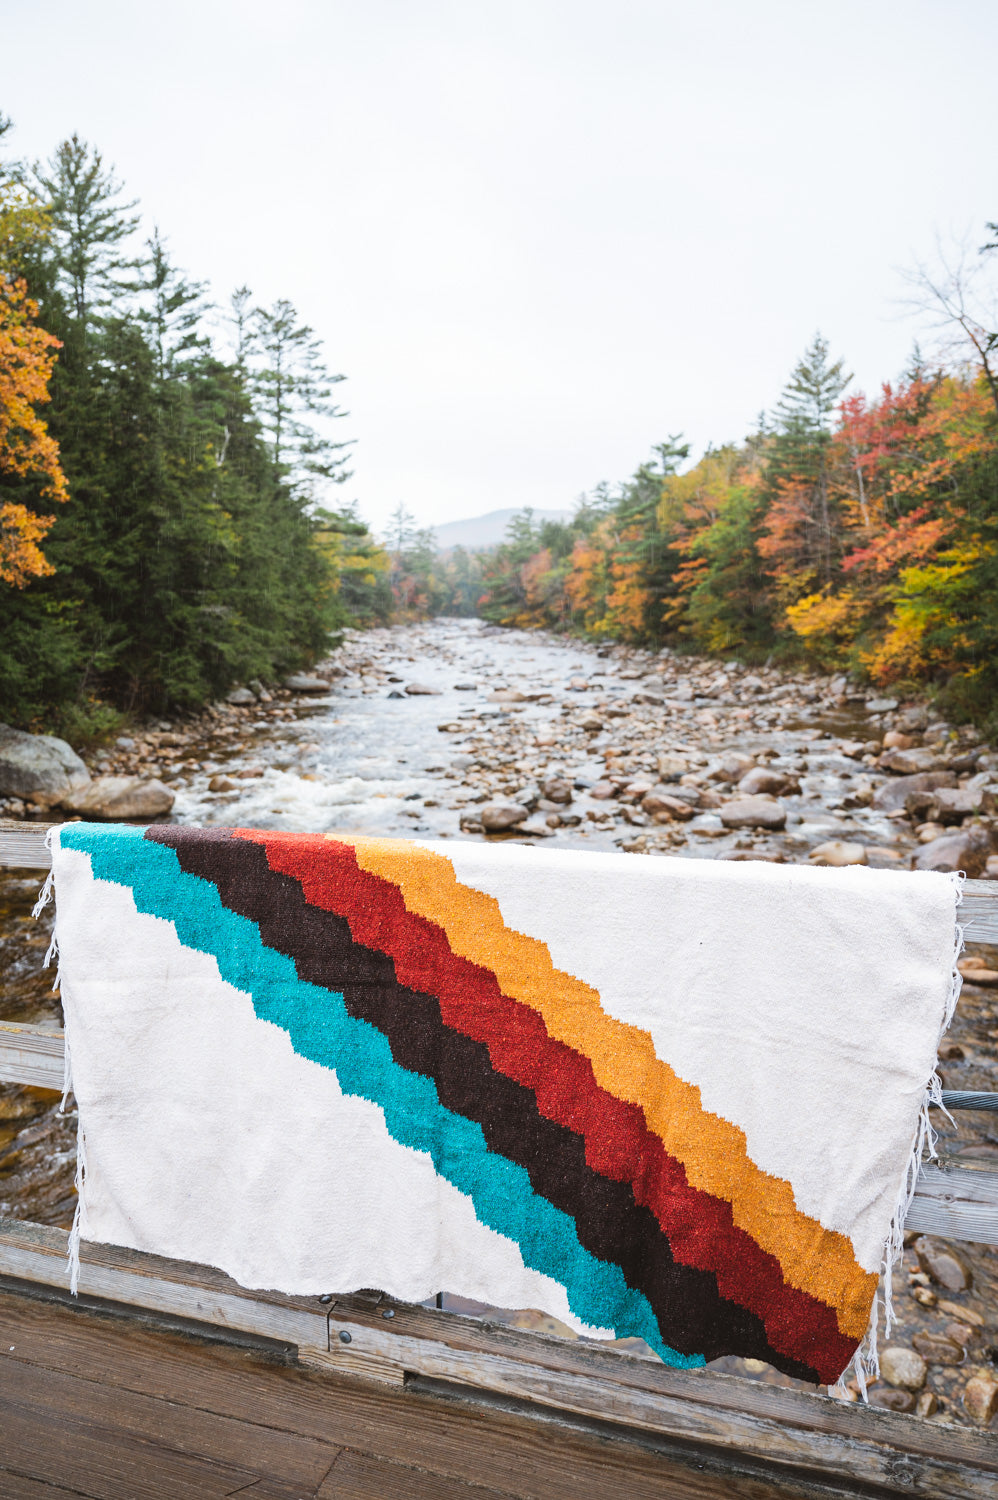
[431,507,573,552]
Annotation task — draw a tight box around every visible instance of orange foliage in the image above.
[0,273,67,585]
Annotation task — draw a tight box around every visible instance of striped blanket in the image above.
[50,823,960,1386]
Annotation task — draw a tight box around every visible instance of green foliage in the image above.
[0,126,387,731]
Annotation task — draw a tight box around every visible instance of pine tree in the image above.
[246,297,352,498]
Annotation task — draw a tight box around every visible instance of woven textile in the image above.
[51,823,960,1385]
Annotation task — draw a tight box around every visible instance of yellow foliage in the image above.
[785,589,861,642]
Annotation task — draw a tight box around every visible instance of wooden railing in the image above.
[1,818,997,1249]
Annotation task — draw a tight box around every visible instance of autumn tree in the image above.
[0,134,68,588]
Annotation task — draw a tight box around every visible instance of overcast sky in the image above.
[3,1,996,533]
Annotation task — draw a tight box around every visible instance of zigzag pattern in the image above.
[60,822,881,1385]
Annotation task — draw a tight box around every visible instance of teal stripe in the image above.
[59,822,704,1368]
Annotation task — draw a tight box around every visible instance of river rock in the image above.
[871,770,956,813]
[589,781,616,800]
[913,828,991,878]
[868,1387,915,1412]
[737,766,797,797]
[958,957,998,986]
[0,724,91,801]
[914,1236,972,1292]
[879,1346,927,1391]
[579,714,604,732]
[963,1373,998,1425]
[479,802,529,832]
[489,688,524,703]
[715,752,755,783]
[60,776,175,820]
[541,778,573,804]
[284,674,329,693]
[808,841,869,867]
[922,786,985,824]
[866,697,899,714]
[404,682,442,695]
[454,682,477,691]
[879,746,945,775]
[719,796,787,831]
[656,753,688,781]
[226,687,257,705]
[911,1330,965,1365]
[208,775,237,793]
[882,730,916,750]
[641,788,695,821]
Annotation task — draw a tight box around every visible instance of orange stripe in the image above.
[333,834,875,1339]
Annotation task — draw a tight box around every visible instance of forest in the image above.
[3,111,997,734]
[470,309,998,727]
[0,117,391,736]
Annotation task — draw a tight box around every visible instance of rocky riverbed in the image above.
[2,617,997,1424]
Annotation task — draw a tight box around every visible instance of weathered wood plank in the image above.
[904,1160,998,1240]
[0,1287,833,1500]
[0,820,52,869]
[0,1022,63,1090]
[1,1218,996,1499]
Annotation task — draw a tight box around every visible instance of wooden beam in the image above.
[1,1216,996,1500]
[0,1020,63,1089]
[0,819,51,869]
[4,819,998,939]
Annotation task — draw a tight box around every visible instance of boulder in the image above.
[913,828,991,878]
[479,802,529,832]
[808,841,869,867]
[879,746,945,775]
[226,687,256,705]
[871,770,956,813]
[0,723,90,801]
[719,797,787,831]
[404,682,442,696]
[60,776,174,820]
[284,674,330,693]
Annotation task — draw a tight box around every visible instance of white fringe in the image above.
[32,827,83,1295]
[849,869,965,1396]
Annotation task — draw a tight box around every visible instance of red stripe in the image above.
[235,829,855,1381]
